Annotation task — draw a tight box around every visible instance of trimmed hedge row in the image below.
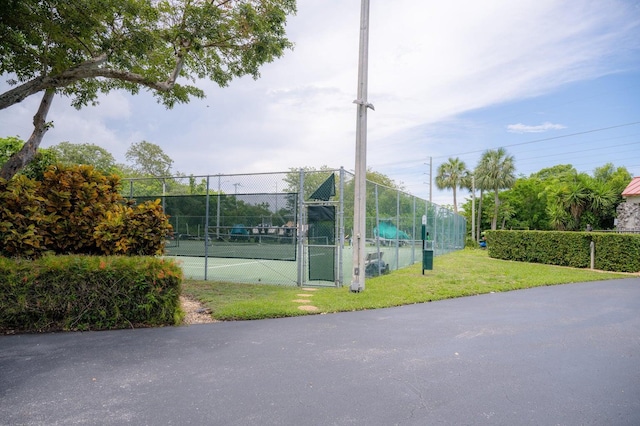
[486,230,640,272]
[0,256,184,333]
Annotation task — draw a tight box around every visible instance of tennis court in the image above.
[170,244,426,286]
[165,236,297,261]
[125,170,467,287]
[164,232,342,286]
[173,255,300,285]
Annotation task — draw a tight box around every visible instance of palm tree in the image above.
[471,165,489,241]
[547,170,620,230]
[476,148,516,230]
[562,179,589,230]
[435,157,469,214]
[547,201,571,231]
[586,178,616,227]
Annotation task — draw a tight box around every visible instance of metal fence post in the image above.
[297,169,305,286]
[412,196,416,264]
[204,175,210,281]
[395,189,400,269]
[338,167,345,287]
[216,174,221,239]
[374,184,381,275]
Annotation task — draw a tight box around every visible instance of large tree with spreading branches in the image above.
[0,0,297,180]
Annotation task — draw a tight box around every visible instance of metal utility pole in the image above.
[428,156,432,204]
[471,175,476,243]
[233,182,242,195]
[423,157,433,237]
[216,175,222,239]
[204,176,210,280]
[350,0,374,292]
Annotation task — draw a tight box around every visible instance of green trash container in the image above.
[422,249,433,273]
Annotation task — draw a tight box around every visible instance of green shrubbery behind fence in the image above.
[486,230,640,273]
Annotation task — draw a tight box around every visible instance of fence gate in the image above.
[307,204,336,283]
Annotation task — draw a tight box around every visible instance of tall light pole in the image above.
[233,182,242,216]
[350,0,374,292]
[429,156,433,204]
[423,156,433,244]
[471,175,476,243]
[216,176,229,239]
[424,156,433,203]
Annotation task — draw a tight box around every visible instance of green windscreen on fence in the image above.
[308,205,335,281]
[132,193,298,261]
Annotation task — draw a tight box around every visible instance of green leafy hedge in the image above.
[486,230,640,272]
[0,256,184,333]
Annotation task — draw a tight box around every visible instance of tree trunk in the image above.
[491,190,499,230]
[0,90,54,180]
[452,187,458,214]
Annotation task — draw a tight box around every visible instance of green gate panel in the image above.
[309,246,335,281]
[308,205,335,282]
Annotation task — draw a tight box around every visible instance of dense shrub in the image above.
[464,236,476,249]
[94,200,172,255]
[0,176,47,258]
[591,233,640,273]
[0,166,180,333]
[39,165,123,254]
[0,256,184,333]
[487,230,640,272]
[0,164,172,258]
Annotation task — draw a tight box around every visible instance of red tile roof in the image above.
[622,177,640,197]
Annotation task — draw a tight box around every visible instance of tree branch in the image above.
[90,66,181,92]
[0,54,108,110]
[167,54,186,89]
[0,90,55,180]
[0,51,189,111]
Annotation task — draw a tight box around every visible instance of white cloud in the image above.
[506,122,567,133]
[1,0,639,200]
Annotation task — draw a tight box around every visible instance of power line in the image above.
[370,121,640,170]
[508,132,640,157]
[515,141,640,164]
[430,121,640,160]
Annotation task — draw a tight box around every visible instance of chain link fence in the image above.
[122,168,466,286]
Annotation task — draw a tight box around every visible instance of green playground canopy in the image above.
[374,220,410,240]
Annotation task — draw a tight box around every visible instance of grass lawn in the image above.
[182,249,632,321]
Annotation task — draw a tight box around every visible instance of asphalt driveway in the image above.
[1,278,639,425]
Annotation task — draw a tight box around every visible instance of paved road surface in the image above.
[1,278,639,425]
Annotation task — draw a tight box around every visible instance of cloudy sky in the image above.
[2,0,640,207]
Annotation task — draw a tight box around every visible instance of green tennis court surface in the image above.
[169,245,424,287]
[165,238,297,261]
[172,255,300,285]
